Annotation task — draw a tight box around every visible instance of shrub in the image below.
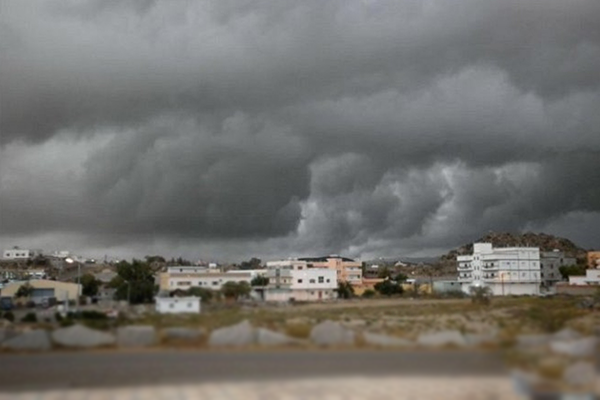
[469,286,492,306]
[59,319,75,327]
[21,312,38,323]
[362,289,376,298]
[55,312,63,322]
[80,310,108,320]
[3,311,15,322]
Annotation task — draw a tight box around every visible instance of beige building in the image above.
[298,255,363,286]
[1,279,81,304]
[587,251,600,269]
[158,266,257,292]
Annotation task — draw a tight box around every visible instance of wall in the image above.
[155,296,201,313]
[556,284,599,296]
[0,279,81,301]
[263,288,337,302]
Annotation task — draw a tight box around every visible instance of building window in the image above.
[309,279,315,283]
[187,303,192,308]
[298,266,303,270]
[318,276,324,283]
[169,303,174,309]
[298,279,303,283]
[326,279,330,283]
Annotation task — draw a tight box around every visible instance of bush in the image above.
[362,289,376,298]
[374,280,403,296]
[55,312,63,322]
[59,319,75,327]
[3,311,15,322]
[21,312,38,323]
[469,286,492,306]
[80,310,108,320]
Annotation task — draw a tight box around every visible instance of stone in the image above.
[550,337,596,358]
[2,329,51,351]
[363,332,413,347]
[310,320,355,346]
[552,327,581,341]
[116,325,157,348]
[52,324,115,348]
[0,327,18,344]
[515,334,550,349]
[162,327,205,342]
[563,361,596,387]
[208,320,256,347]
[417,330,467,347]
[256,328,299,346]
[464,333,498,347]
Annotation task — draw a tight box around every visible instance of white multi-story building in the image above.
[457,243,541,296]
[2,247,42,260]
[264,259,337,302]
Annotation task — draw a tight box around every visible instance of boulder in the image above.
[208,320,256,347]
[417,330,467,347]
[256,328,299,346]
[563,361,596,387]
[2,329,51,351]
[310,320,355,346]
[162,327,205,342]
[552,327,581,341]
[515,334,550,349]
[0,327,18,344]
[116,325,157,348]
[550,337,596,358]
[363,332,412,347]
[52,324,115,348]
[464,333,498,347]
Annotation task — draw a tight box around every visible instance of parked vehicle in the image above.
[0,296,14,311]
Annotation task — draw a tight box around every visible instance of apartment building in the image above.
[2,247,42,260]
[264,259,337,302]
[298,255,362,286]
[457,243,541,296]
[539,250,576,287]
[158,266,254,292]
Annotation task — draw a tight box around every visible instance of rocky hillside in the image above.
[440,232,587,264]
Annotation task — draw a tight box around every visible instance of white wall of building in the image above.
[3,248,39,259]
[155,296,201,314]
[569,269,600,285]
[458,243,541,296]
[167,273,252,291]
[263,263,337,302]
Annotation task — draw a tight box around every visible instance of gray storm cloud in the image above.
[0,0,599,259]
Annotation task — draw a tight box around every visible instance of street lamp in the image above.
[65,257,80,311]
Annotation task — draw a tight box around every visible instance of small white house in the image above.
[155,296,201,314]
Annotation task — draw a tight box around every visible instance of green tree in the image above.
[185,287,214,303]
[361,289,376,298]
[109,259,156,304]
[240,258,262,270]
[15,282,34,298]
[469,286,492,306]
[374,280,403,296]
[558,265,586,280]
[251,275,269,286]
[394,273,408,283]
[221,281,251,300]
[337,281,355,299]
[377,266,393,279]
[80,273,101,297]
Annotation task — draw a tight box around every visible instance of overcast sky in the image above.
[1,0,599,262]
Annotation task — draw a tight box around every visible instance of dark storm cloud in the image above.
[1,0,599,258]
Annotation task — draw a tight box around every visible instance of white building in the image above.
[457,243,541,296]
[263,260,337,302]
[569,268,600,286]
[155,296,201,314]
[3,247,41,260]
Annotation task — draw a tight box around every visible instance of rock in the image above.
[52,324,115,348]
[363,332,412,347]
[464,333,498,347]
[417,330,467,347]
[550,337,596,358]
[552,327,581,341]
[116,325,157,348]
[208,320,256,347]
[515,334,550,349]
[563,361,596,387]
[162,327,205,342]
[0,327,18,344]
[510,370,541,397]
[2,329,51,351]
[310,320,355,346]
[256,328,299,346]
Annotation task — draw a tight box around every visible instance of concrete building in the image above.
[159,267,253,292]
[2,247,42,260]
[263,260,337,302]
[457,243,541,296]
[587,251,600,269]
[568,268,600,286]
[298,255,362,286]
[0,279,81,304]
[432,280,463,295]
[539,250,576,287]
[155,296,201,314]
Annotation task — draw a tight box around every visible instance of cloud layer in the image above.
[1,0,599,260]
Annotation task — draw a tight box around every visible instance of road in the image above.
[0,349,508,392]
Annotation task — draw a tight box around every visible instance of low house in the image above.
[155,295,201,314]
[263,260,337,302]
[0,279,81,305]
[568,268,600,286]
